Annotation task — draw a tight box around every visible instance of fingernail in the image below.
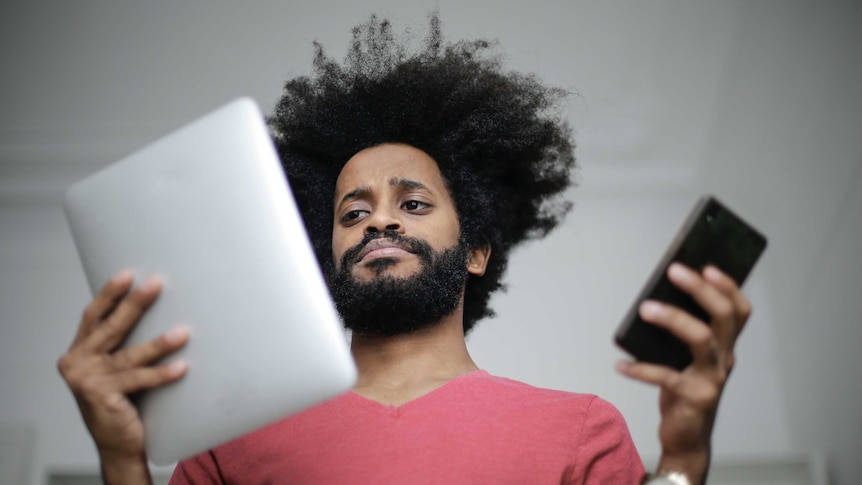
[615,360,632,373]
[668,263,694,283]
[112,270,133,284]
[639,300,665,318]
[168,360,187,375]
[140,276,160,291]
[164,326,188,344]
[703,265,723,280]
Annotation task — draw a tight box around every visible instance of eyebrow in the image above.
[336,178,430,207]
[337,186,371,207]
[390,177,429,192]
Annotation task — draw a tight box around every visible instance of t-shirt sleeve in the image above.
[169,451,224,485]
[568,396,645,485]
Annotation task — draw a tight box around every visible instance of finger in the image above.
[111,326,189,370]
[667,263,736,348]
[703,265,752,336]
[639,300,719,367]
[616,360,720,409]
[74,270,134,345]
[616,359,681,389]
[110,360,188,395]
[83,277,162,353]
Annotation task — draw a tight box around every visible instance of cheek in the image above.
[420,213,462,248]
[330,226,367,270]
[445,209,463,240]
[331,230,348,269]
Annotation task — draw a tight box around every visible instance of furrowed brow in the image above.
[337,186,371,207]
[390,178,429,192]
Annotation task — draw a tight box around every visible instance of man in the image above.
[58,15,750,485]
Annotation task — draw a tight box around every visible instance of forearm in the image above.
[654,446,710,485]
[100,451,153,485]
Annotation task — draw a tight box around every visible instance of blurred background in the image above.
[1,1,859,484]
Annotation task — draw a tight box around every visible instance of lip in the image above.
[355,239,415,263]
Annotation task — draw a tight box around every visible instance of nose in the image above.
[364,205,403,236]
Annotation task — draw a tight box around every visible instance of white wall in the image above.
[1,1,859,484]
[695,4,862,485]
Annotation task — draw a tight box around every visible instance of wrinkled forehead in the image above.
[333,143,449,203]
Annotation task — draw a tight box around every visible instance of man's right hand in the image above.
[57,271,189,485]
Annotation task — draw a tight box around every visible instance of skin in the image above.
[57,272,188,485]
[332,144,490,406]
[58,143,749,485]
[620,263,750,485]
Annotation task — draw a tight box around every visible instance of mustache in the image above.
[339,230,432,269]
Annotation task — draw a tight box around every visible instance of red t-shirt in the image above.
[171,370,644,484]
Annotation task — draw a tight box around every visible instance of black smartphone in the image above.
[614,195,767,370]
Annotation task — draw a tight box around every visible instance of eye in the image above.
[340,209,368,224]
[402,200,431,212]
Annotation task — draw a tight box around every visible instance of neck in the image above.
[349,308,478,406]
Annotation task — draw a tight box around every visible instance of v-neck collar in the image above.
[345,369,488,413]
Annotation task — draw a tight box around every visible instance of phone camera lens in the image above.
[705,206,720,224]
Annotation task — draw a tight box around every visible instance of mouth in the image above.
[355,238,416,264]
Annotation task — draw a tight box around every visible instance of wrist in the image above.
[99,450,152,485]
[655,446,711,485]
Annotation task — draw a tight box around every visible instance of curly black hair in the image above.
[269,14,576,334]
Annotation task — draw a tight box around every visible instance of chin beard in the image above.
[327,231,470,337]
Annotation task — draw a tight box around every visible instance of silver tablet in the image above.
[64,98,356,465]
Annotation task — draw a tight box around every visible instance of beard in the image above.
[327,230,470,337]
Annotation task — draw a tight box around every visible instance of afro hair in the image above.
[269,14,576,334]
